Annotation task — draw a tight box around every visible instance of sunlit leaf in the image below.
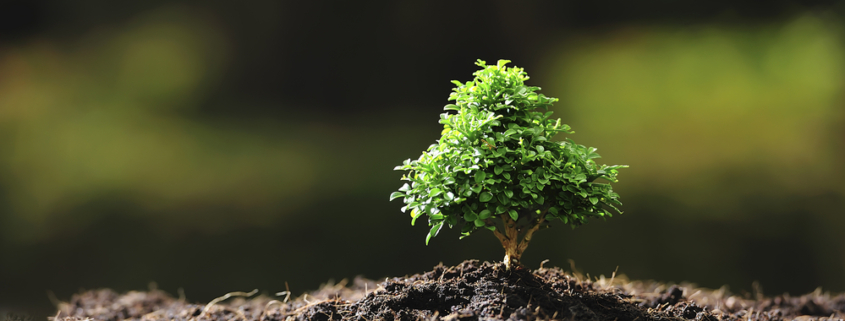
[390,192,405,201]
[426,222,443,245]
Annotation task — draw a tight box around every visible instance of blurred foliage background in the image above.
[1,0,844,318]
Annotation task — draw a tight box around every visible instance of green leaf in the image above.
[508,209,518,221]
[426,222,443,245]
[411,209,423,226]
[464,212,478,222]
[389,192,405,201]
[496,205,507,214]
[470,185,483,194]
[429,188,443,198]
[504,190,513,199]
[494,166,503,175]
[474,219,486,227]
[497,193,509,205]
[536,145,544,153]
[478,209,492,219]
[589,196,598,205]
[496,59,510,69]
[503,172,511,180]
[474,171,486,183]
[398,183,410,192]
[479,192,493,202]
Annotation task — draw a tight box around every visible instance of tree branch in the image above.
[516,205,550,254]
[492,226,508,245]
[502,213,519,241]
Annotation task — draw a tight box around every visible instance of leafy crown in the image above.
[391,59,626,245]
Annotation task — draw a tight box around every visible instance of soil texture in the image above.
[54,260,845,321]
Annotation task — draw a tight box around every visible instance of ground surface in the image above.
[54,260,845,321]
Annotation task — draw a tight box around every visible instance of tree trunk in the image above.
[491,207,549,270]
[503,241,521,268]
[493,214,525,270]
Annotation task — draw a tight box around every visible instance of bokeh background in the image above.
[2,0,845,318]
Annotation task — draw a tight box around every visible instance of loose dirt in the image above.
[54,260,845,321]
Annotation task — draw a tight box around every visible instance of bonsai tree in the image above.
[390,59,627,269]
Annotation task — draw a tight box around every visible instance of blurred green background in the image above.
[1,0,845,319]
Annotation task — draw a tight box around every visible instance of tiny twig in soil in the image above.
[234,308,249,321]
[275,282,292,303]
[275,291,290,301]
[609,266,619,290]
[439,266,453,284]
[263,300,283,318]
[202,289,258,316]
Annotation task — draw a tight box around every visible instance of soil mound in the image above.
[54,260,845,321]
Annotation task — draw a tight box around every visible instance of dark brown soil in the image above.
[54,260,845,321]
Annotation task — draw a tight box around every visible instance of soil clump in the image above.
[54,260,845,321]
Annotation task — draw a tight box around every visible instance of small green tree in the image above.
[390,60,627,268]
